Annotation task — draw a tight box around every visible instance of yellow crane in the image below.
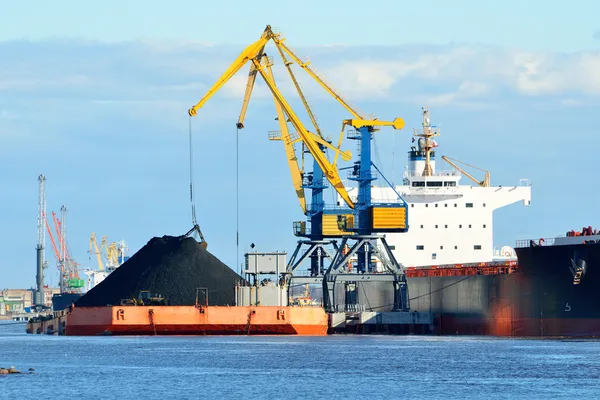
[262,56,307,213]
[106,242,119,269]
[88,232,104,271]
[188,25,399,210]
[441,155,491,187]
[244,56,354,214]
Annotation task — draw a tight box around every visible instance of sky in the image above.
[1,1,600,288]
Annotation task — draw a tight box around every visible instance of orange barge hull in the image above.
[44,306,328,336]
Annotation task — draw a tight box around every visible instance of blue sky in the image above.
[1,0,600,51]
[1,2,600,288]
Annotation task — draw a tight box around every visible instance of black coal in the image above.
[75,235,242,307]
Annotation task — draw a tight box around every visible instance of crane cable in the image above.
[188,117,198,230]
[236,126,240,275]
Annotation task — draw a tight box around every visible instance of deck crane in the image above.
[88,232,105,271]
[188,25,410,312]
[441,156,491,187]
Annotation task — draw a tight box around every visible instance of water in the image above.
[2,321,600,399]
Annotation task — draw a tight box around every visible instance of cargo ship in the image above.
[361,106,570,336]
[359,107,600,337]
[400,233,600,337]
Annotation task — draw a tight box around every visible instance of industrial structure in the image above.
[35,174,48,307]
[84,233,130,291]
[187,25,411,314]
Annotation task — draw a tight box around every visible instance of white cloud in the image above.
[315,48,600,102]
[416,81,492,109]
[1,40,600,117]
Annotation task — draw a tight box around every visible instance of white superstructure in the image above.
[347,107,531,267]
[83,240,130,292]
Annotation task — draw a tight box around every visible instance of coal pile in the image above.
[75,235,242,307]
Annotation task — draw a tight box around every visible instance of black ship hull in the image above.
[405,242,600,337]
[52,293,83,312]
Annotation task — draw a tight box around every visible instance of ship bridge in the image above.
[404,148,461,193]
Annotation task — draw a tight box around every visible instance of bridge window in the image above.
[412,181,425,187]
[416,245,424,250]
[474,245,482,250]
[444,181,456,187]
[425,204,429,207]
[426,181,443,187]
[466,203,474,208]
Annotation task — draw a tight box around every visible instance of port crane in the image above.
[35,174,48,307]
[188,25,410,311]
[88,232,105,271]
[88,233,122,271]
[44,207,84,294]
[238,55,355,278]
[441,156,491,187]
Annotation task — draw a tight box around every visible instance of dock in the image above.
[329,311,434,334]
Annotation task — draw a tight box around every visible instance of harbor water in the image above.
[1,321,600,399]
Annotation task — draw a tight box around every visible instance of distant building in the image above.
[0,289,33,313]
[1,287,60,313]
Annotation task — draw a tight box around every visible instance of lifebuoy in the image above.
[503,250,511,257]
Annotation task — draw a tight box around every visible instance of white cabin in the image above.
[342,107,532,268]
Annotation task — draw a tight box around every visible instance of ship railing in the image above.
[515,238,556,248]
[406,170,460,177]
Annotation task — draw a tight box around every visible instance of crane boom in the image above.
[44,214,60,264]
[88,232,105,271]
[273,43,323,138]
[236,48,266,129]
[188,28,272,117]
[264,58,307,214]
[442,155,490,187]
[272,39,364,120]
[250,57,355,208]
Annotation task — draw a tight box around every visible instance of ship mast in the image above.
[413,106,440,176]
